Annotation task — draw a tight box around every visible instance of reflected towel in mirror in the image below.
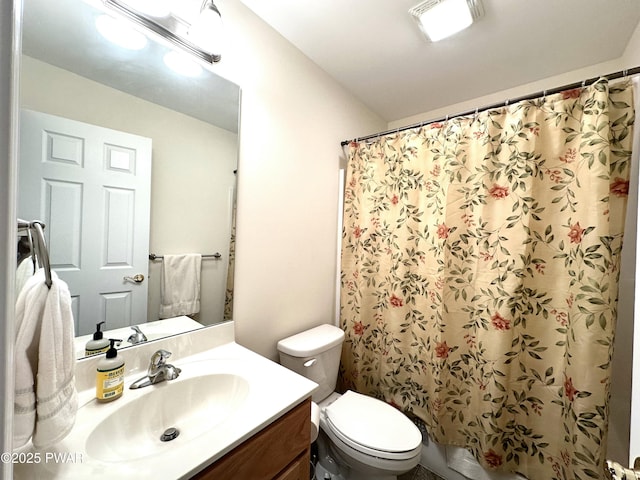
[14,269,77,449]
[159,254,202,319]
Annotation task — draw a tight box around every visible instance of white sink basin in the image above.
[85,373,249,462]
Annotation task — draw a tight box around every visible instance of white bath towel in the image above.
[159,254,202,319]
[14,269,77,449]
[15,257,35,303]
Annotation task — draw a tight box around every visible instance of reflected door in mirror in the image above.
[19,110,152,335]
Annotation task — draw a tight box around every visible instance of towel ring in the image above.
[32,222,52,289]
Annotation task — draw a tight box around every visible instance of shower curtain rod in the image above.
[340,65,640,147]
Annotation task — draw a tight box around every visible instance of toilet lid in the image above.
[323,391,422,457]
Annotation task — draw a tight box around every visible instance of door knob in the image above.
[124,274,145,283]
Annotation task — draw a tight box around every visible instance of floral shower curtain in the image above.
[340,79,634,480]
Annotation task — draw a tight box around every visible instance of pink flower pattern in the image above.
[491,313,511,331]
[568,222,585,244]
[437,224,450,239]
[488,184,509,199]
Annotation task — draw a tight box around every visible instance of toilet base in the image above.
[315,430,404,480]
[315,462,398,480]
[315,462,346,480]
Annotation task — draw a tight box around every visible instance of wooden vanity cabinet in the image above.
[191,398,311,480]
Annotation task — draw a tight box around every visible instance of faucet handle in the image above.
[164,364,182,381]
[128,325,148,344]
[149,349,172,373]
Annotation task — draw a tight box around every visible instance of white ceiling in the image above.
[240,0,640,123]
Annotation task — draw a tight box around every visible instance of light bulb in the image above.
[187,2,223,55]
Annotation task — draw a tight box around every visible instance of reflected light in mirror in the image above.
[95,15,148,50]
[163,50,203,76]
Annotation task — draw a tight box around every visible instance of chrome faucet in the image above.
[130,349,181,389]
[127,325,148,344]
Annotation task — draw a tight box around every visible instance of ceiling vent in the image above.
[409,0,483,42]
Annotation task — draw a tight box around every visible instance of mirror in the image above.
[18,0,240,358]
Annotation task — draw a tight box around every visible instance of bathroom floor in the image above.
[399,465,446,480]
[309,442,444,480]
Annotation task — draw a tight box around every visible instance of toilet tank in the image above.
[277,324,345,403]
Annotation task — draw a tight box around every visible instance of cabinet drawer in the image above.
[192,398,311,480]
[275,451,310,480]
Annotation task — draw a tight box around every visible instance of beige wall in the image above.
[211,0,386,360]
[19,56,238,330]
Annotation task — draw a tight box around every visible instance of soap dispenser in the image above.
[85,321,109,357]
[96,339,125,403]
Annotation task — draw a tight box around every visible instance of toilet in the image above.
[277,324,422,480]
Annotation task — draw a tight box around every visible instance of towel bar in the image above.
[148,253,222,260]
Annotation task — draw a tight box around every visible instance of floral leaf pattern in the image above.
[339,79,634,480]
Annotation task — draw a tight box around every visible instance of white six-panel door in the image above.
[19,109,151,336]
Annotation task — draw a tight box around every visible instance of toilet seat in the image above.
[323,390,422,461]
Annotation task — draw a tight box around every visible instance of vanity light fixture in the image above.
[409,0,483,42]
[117,0,172,17]
[103,0,223,63]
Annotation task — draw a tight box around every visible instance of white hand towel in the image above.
[159,254,202,319]
[14,269,77,449]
